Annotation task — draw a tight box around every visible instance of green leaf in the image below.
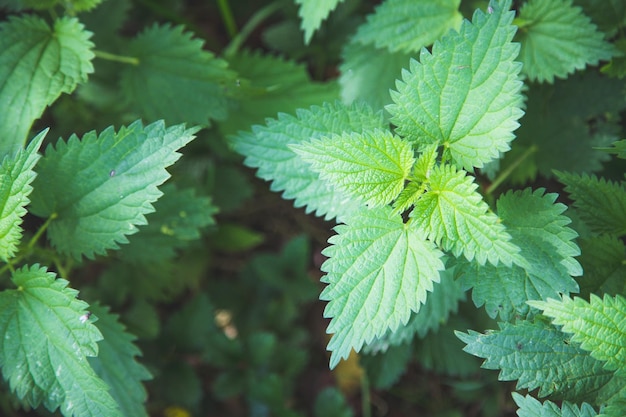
[512,393,599,417]
[530,294,626,375]
[0,131,46,262]
[0,265,120,416]
[0,15,94,157]
[598,139,626,159]
[121,24,235,125]
[119,183,217,263]
[314,387,354,417]
[294,0,345,43]
[576,235,626,297]
[218,50,339,136]
[388,0,524,170]
[516,0,616,83]
[411,164,520,266]
[361,342,413,389]
[321,206,445,368]
[459,188,581,320]
[457,320,616,402]
[88,303,151,417]
[556,172,626,236]
[230,101,385,221]
[291,129,415,207]
[352,0,462,54]
[339,40,411,112]
[29,120,198,260]
[573,0,626,35]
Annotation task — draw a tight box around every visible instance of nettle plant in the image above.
[233,0,626,416]
[1,0,626,415]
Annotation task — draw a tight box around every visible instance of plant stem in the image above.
[28,213,58,251]
[223,1,282,58]
[485,145,538,195]
[94,50,140,66]
[361,372,371,417]
[217,0,238,39]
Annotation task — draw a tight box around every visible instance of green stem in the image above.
[223,1,282,58]
[361,372,371,417]
[28,213,58,251]
[217,0,238,39]
[485,145,538,196]
[94,50,140,66]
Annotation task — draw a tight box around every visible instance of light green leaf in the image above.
[0,265,120,416]
[530,294,626,375]
[119,183,217,263]
[0,15,94,157]
[121,24,236,125]
[388,0,524,170]
[512,393,599,417]
[230,101,385,221]
[29,120,198,260]
[321,206,445,368]
[291,129,415,207]
[88,303,151,417]
[0,131,46,262]
[411,164,520,266]
[218,50,339,136]
[352,0,462,54]
[457,320,616,402]
[516,0,616,83]
[459,188,581,320]
[556,172,626,236]
[294,0,345,43]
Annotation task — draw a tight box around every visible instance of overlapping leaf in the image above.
[388,0,523,170]
[119,183,217,263]
[352,0,462,54]
[557,172,626,236]
[0,15,94,156]
[459,188,581,320]
[0,131,45,261]
[121,24,235,125]
[230,101,384,221]
[294,0,345,43]
[573,0,626,35]
[530,295,626,376]
[219,50,339,136]
[512,393,599,417]
[88,303,151,417]
[411,164,520,266]
[516,0,616,83]
[29,120,198,259]
[577,236,626,296]
[457,320,616,402]
[0,265,120,416]
[291,129,415,207]
[321,206,444,368]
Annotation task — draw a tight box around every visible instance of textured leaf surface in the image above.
[530,295,626,375]
[29,120,198,259]
[459,188,581,319]
[219,50,339,135]
[457,320,616,401]
[291,129,415,207]
[88,303,151,417]
[230,101,384,221]
[119,183,217,263]
[353,0,462,53]
[557,172,626,236]
[121,24,235,125]
[577,236,626,297]
[0,15,94,157]
[388,0,523,170]
[0,131,45,261]
[411,164,519,265]
[573,0,626,35]
[321,206,444,368]
[512,393,599,417]
[295,0,345,43]
[365,267,464,352]
[0,265,120,416]
[516,0,615,83]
